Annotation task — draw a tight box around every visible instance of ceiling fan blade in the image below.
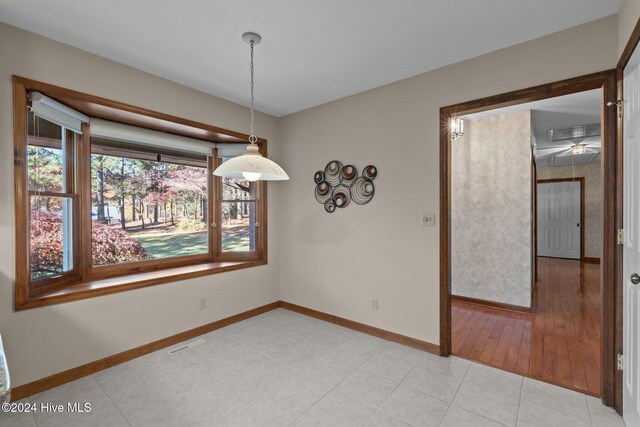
[536,146,572,157]
[583,136,601,144]
[536,143,582,150]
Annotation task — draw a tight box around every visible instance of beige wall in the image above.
[620,0,640,56]
[451,112,532,307]
[0,13,622,387]
[537,163,602,259]
[278,16,618,345]
[0,22,284,387]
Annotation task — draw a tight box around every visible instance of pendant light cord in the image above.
[249,40,257,144]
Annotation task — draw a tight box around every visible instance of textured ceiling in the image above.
[0,0,622,117]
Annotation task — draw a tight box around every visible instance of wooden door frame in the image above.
[536,177,586,262]
[614,15,640,416]
[439,70,619,408]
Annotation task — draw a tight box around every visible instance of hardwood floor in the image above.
[452,257,601,396]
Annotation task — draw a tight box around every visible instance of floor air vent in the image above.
[166,339,205,355]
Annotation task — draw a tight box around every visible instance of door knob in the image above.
[631,273,640,285]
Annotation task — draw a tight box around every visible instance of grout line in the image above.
[222,395,256,421]
[447,359,471,405]
[30,400,40,427]
[374,350,428,423]
[585,395,594,427]
[450,361,521,427]
[31,379,101,427]
[29,377,97,403]
[439,404,454,427]
[447,405,514,427]
[218,314,334,422]
[361,409,377,426]
[295,357,362,421]
[293,332,391,423]
[92,374,132,427]
[519,396,592,424]
[515,375,524,426]
[36,307,605,427]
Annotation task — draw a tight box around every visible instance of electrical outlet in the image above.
[421,212,435,226]
[199,297,207,310]
[371,298,379,311]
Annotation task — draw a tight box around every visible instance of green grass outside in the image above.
[133,230,249,258]
[133,231,208,258]
[221,235,250,252]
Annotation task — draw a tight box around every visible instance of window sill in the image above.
[16,260,266,311]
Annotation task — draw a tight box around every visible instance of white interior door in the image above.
[537,181,581,259]
[623,39,640,427]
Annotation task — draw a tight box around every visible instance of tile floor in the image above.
[0,308,626,426]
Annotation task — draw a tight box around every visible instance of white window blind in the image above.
[216,143,249,158]
[29,92,89,134]
[90,118,247,157]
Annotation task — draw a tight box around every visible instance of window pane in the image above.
[27,111,65,192]
[221,201,256,252]
[222,177,255,200]
[91,153,209,266]
[30,195,73,280]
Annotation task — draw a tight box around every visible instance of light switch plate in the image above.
[421,212,435,226]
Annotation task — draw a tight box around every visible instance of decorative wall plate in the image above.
[313,161,377,213]
[350,177,375,205]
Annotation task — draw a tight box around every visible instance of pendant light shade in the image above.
[213,145,289,181]
[213,32,289,182]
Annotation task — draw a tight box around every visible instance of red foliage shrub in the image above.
[30,211,64,276]
[91,221,152,265]
[30,211,150,276]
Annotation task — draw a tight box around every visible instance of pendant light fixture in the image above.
[213,32,289,181]
[571,143,586,155]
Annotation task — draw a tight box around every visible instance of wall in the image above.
[451,112,532,307]
[537,162,602,259]
[620,0,640,56]
[278,16,618,345]
[0,13,621,386]
[0,22,284,387]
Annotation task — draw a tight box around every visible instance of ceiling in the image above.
[462,90,602,167]
[0,1,621,117]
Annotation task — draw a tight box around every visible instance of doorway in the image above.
[448,92,602,396]
[440,71,618,407]
[537,179,584,260]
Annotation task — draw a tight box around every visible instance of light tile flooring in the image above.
[0,308,626,427]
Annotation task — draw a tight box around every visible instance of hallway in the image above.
[452,257,601,396]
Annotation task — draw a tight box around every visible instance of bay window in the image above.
[14,76,269,310]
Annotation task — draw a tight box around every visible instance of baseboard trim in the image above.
[279,301,440,354]
[12,299,440,401]
[11,301,281,401]
[583,257,601,264]
[451,294,532,314]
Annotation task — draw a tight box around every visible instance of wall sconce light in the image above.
[451,116,464,141]
[571,143,586,155]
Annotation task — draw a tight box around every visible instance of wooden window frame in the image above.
[26,127,82,293]
[213,155,267,262]
[13,76,269,310]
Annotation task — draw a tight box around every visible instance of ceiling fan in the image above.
[536,123,601,164]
